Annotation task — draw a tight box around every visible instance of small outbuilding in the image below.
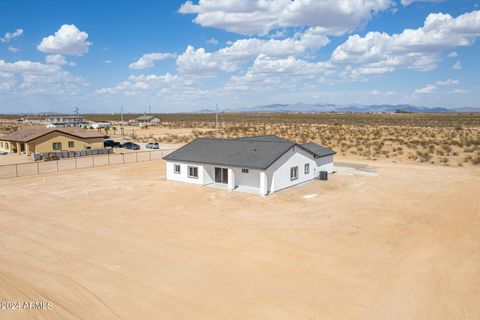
[163,135,335,196]
[0,127,104,155]
[135,115,161,124]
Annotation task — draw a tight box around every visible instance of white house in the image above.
[163,135,335,196]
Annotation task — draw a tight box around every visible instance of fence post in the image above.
[37,162,39,174]
[56,160,59,172]
[15,164,18,177]
[92,155,95,168]
[136,152,138,162]
[150,151,152,161]
[122,153,125,164]
[75,158,77,169]
[108,153,110,166]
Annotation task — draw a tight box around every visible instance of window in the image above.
[0,142,3,148]
[188,166,198,179]
[242,168,249,173]
[290,166,298,181]
[68,141,75,148]
[52,142,62,150]
[5,142,8,150]
[304,163,310,174]
[174,164,181,174]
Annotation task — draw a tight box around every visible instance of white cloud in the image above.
[176,27,330,74]
[331,10,480,75]
[105,60,112,64]
[401,0,445,5]
[0,72,16,92]
[414,84,437,94]
[0,58,86,95]
[453,88,468,93]
[223,54,334,92]
[179,0,391,35]
[7,45,19,53]
[128,52,176,69]
[448,51,458,58]
[206,38,219,45]
[371,90,380,96]
[45,54,67,65]
[37,24,91,56]
[452,61,462,69]
[436,79,458,86]
[1,28,23,43]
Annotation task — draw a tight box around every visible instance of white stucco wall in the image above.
[266,145,319,193]
[232,167,261,188]
[166,161,206,185]
[315,154,334,174]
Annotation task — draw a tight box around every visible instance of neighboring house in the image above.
[46,115,87,127]
[0,127,104,155]
[163,135,335,196]
[135,115,161,124]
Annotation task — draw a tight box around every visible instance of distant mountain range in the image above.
[199,103,480,113]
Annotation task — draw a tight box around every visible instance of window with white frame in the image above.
[304,163,310,174]
[174,164,181,174]
[52,142,62,150]
[188,166,198,178]
[290,166,298,181]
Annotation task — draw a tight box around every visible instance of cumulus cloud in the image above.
[128,52,177,69]
[448,51,458,58]
[436,79,458,86]
[7,45,19,53]
[45,54,76,66]
[452,61,462,69]
[179,0,391,35]
[1,28,23,43]
[414,84,437,94]
[176,27,330,74]
[37,24,91,56]
[401,0,445,5]
[331,10,480,75]
[0,58,86,95]
[206,38,219,45]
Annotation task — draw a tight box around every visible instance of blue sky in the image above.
[0,0,479,113]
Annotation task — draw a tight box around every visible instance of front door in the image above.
[214,167,228,184]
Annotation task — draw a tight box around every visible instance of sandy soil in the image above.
[0,160,479,319]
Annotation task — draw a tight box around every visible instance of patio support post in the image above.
[228,168,235,191]
[260,171,267,196]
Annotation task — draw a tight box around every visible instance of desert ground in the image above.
[2,113,479,167]
[0,158,479,319]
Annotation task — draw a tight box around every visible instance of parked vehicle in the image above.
[145,142,159,149]
[121,142,140,150]
[103,139,121,148]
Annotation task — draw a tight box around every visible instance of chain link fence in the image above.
[0,149,176,179]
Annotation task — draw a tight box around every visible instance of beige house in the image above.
[135,115,161,124]
[0,127,103,155]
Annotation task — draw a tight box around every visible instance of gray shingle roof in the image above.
[301,142,336,157]
[164,137,295,170]
[164,135,335,170]
[234,135,292,142]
